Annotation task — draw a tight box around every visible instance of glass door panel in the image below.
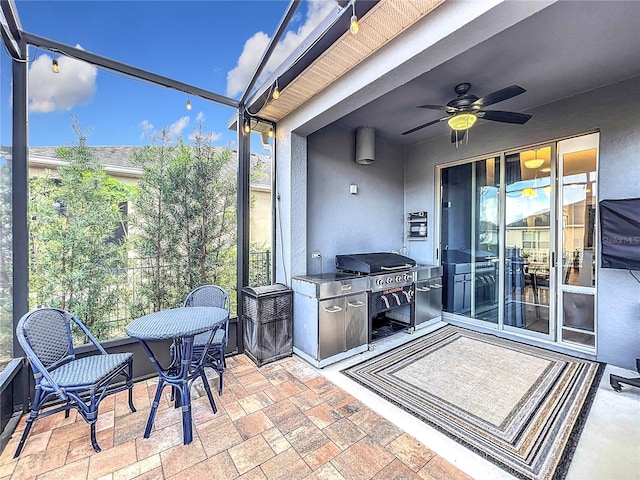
[472,158,500,323]
[503,147,554,337]
[440,158,500,324]
[557,134,598,347]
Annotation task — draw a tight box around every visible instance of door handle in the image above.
[431,284,443,289]
[322,305,342,313]
[551,252,556,268]
[347,301,365,308]
[416,286,431,292]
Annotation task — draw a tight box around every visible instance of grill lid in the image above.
[335,252,416,274]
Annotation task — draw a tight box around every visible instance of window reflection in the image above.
[561,148,597,287]
[441,158,500,323]
[504,149,551,334]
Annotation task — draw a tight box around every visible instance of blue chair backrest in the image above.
[183,285,230,313]
[19,308,75,370]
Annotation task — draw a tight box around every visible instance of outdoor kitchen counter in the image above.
[292,274,369,368]
[292,273,368,299]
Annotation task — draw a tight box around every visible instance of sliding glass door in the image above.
[438,133,598,350]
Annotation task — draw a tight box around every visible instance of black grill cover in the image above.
[600,198,640,270]
[335,252,416,274]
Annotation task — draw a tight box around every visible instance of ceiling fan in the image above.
[402,82,532,143]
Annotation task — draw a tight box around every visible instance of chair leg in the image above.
[13,409,38,458]
[199,370,217,414]
[90,422,101,453]
[14,386,46,458]
[127,360,137,413]
[218,345,226,395]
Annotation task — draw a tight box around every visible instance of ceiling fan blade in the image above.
[451,129,466,143]
[471,85,526,108]
[477,110,532,124]
[401,118,444,135]
[417,104,457,113]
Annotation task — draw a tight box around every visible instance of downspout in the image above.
[236,108,251,353]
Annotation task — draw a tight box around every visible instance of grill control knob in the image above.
[386,277,393,284]
[396,275,401,282]
[376,278,384,286]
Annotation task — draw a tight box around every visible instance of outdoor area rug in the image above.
[342,325,604,480]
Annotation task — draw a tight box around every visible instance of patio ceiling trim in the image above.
[245,0,379,116]
[248,0,446,122]
[21,31,239,109]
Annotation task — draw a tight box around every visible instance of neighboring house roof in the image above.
[28,146,272,189]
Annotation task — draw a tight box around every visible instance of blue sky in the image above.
[2,0,341,152]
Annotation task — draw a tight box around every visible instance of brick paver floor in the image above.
[0,354,472,480]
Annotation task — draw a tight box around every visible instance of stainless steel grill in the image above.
[336,252,417,341]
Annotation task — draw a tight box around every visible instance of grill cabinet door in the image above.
[345,292,368,350]
[318,298,346,360]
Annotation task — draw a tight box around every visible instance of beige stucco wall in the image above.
[250,187,272,247]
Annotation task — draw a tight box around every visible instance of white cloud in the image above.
[169,116,190,137]
[139,120,154,139]
[226,31,271,98]
[139,114,223,144]
[28,47,98,113]
[226,0,338,97]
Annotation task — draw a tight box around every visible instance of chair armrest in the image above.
[18,339,66,399]
[71,315,108,355]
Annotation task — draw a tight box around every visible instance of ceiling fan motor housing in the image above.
[448,83,479,111]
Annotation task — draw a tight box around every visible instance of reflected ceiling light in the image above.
[350,2,359,35]
[540,167,551,173]
[52,58,59,73]
[186,96,192,111]
[448,113,477,131]
[544,185,552,195]
[243,117,251,134]
[272,80,280,100]
[268,126,274,138]
[522,187,536,198]
[524,148,545,169]
[524,158,544,169]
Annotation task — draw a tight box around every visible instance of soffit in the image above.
[258,0,446,122]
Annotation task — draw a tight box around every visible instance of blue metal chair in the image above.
[14,307,136,457]
[183,285,231,395]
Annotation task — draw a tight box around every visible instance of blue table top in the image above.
[125,306,228,340]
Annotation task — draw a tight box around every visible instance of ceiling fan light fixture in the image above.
[448,113,477,131]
